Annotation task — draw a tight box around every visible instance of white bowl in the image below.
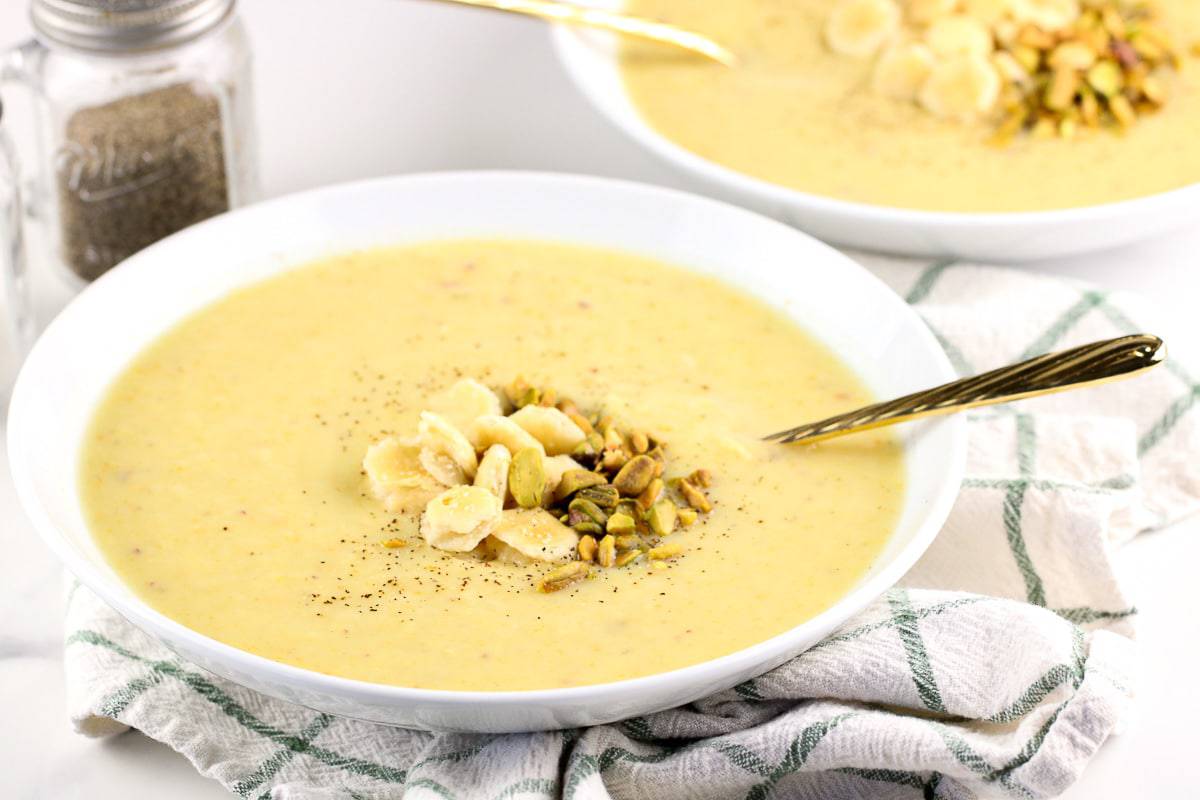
[551,16,1200,262]
[9,172,966,732]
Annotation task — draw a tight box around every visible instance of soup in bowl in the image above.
[553,0,1200,260]
[9,172,965,730]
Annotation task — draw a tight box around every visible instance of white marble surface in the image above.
[1,1,1198,797]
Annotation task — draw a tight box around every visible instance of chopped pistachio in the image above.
[613,455,656,497]
[1141,75,1167,105]
[508,447,546,508]
[504,376,531,406]
[566,410,594,435]
[1109,94,1136,126]
[382,538,407,548]
[678,479,712,513]
[572,521,604,537]
[601,449,629,471]
[613,533,642,550]
[615,550,643,568]
[648,542,683,561]
[629,430,650,454]
[554,469,606,503]
[538,561,589,592]
[636,478,664,513]
[577,535,597,563]
[577,484,619,510]
[647,501,678,537]
[677,506,699,527]
[596,534,616,567]
[1085,60,1123,97]
[688,468,713,489]
[572,431,604,459]
[606,512,637,536]
[568,496,608,527]
[1044,68,1080,111]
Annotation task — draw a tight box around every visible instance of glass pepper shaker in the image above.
[3,0,258,283]
[0,99,34,398]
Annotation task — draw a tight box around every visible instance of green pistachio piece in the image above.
[606,512,636,536]
[647,501,678,537]
[613,454,656,497]
[508,446,546,509]
[554,469,606,503]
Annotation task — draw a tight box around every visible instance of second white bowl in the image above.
[552,18,1200,263]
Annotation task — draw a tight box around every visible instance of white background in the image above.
[1,1,1198,797]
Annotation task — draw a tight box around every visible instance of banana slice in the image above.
[961,0,1014,25]
[508,405,587,456]
[825,0,901,57]
[473,444,512,501]
[488,508,579,563]
[363,436,443,513]
[925,15,995,59]
[420,485,502,552]
[872,42,936,100]
[363,436,427,495]
[908,0,956,25]
[542,454,585,505]
[429,378,502,432]
[417,411,478,486]
[467,414,546,457]
[476,536,533,565]
[918,54,1001,120]
[1009,0,1079,33]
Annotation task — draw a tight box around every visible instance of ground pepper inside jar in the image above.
[55,82,229,281]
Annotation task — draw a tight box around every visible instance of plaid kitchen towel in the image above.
[63,258,1200,800]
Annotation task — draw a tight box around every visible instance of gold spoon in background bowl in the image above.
[767,334,1166,445]
[422,0,738,66]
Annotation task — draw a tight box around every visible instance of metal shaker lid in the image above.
[31,0,235,52]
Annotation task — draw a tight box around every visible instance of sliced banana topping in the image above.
[508,405,587,456]
[907,0,957,25]
[872,41,936,100]
[417,411,478,486]
[362,436,443,513]
[420,485,502,552]
[473,444,512,501]
[924,15,994,59]
[918,54,1001,120]
[363,436,427,495]
[429,378,501,432]
[1009,0,1079,33]
[467,414,546,456]
[825,0,901,58]
[489,508,579,563]
[960,0,1013,25]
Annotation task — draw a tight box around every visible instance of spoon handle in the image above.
[421,0,738,65]
[765,334,1166,445]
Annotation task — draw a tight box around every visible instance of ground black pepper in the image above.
[55,82,229,281]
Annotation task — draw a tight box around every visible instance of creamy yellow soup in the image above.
[620,0,1200,212]
[81,240,903,690]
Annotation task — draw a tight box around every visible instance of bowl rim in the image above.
[550,24,1200,227]
[8,170,968,711]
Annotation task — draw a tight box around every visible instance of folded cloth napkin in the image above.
[63,257,1200,800]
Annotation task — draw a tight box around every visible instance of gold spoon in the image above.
[422,0,738,66]
[765,334,1165,445]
